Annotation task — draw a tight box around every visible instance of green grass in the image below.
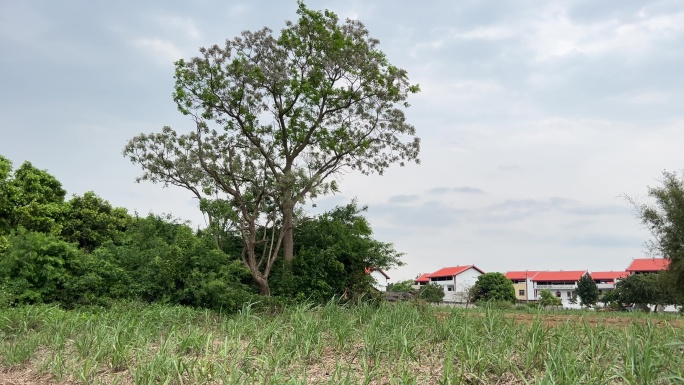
[0,301,682,384]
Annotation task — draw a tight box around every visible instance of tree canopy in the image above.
[123,2,418,295]
[633,170,684,299]
[576,273,599,307]
[470,273,516,303]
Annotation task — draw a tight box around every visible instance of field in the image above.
[0,301,683,384]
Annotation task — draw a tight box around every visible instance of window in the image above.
[567,291,572,298]
[447,287,454,291]
[518,290,525,296]
[555,291,561,297]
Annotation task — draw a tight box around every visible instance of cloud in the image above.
[152,15,200,39]
[428,186,486,195]
[133,38,184,66]
[388,194,420,204]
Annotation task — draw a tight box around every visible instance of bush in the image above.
[538,289,562,307]
[418,284,444,303]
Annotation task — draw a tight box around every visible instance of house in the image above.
[366,268,390,291]
[426,265,485,303]
[505,271,538,301]
[625,258,669,274]
[590,271,628,296]
[413,273,430,287]
[532,270,587,307]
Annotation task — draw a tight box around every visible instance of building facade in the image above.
[427,265,484,303]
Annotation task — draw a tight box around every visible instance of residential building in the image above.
[426,265,485,303]
[590,271,627,296]
[413,273,430,287]
[625,258,669,274]
[505,271,538,301]
[532,270,587,307]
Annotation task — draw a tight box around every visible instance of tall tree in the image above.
[124,2,420,295]
[576,273,599,307]
[633,170,684,299]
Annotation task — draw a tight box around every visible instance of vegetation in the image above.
[538,289,562,307]
[418,283,444,303]
[387,279,416,292]
[0,154,398,311]
[1,301,684,384]
[470,272,516,303]
[633,170,684,300]
[614,273,677,312]
[577,273,599,307]
[123,2,420,295]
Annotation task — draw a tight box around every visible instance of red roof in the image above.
[427,265,485,278]
[505,271,539,280]
[414,273,430,283]
[590,271,628,281]
[532,271,587,282]
[625,258,669,272]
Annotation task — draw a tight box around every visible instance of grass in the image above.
[0,301,682,384]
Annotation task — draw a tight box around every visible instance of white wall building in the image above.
[427,265,485,303]
[532,270,586,309]
[367,268,390,291]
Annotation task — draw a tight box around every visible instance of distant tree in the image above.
[123,2,420,295]
[387,280,415,292]
[419,284,444,303]
[600,289,621,309]
[538,289,562,307]
[470,273,516,303]
[576,273,600,307]
[632,170,684,299]
[615,272,677,311]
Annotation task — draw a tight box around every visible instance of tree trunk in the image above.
[255,276,270,296]
[282,202,294,263]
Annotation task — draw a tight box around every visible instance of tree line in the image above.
[0,155,402,310]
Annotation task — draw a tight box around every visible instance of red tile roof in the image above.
[414,273,430,283]
[532,271,587,282]
[590,271,628,281]
[427,265,485,278]
[505,271,539,280]
[625,258,669,272]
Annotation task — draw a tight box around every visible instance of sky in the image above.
[1,1,683,281]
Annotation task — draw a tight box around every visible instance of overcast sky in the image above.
[2,1,683,281]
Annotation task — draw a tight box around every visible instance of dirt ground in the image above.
[503,312,682,328]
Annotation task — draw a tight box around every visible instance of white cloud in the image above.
[152,15,201,39]
[133,38,184,66]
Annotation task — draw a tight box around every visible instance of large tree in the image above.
[615,272,677,311]
[576,273,599,307]
[124,2,420,295]
[633,170,684,299]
